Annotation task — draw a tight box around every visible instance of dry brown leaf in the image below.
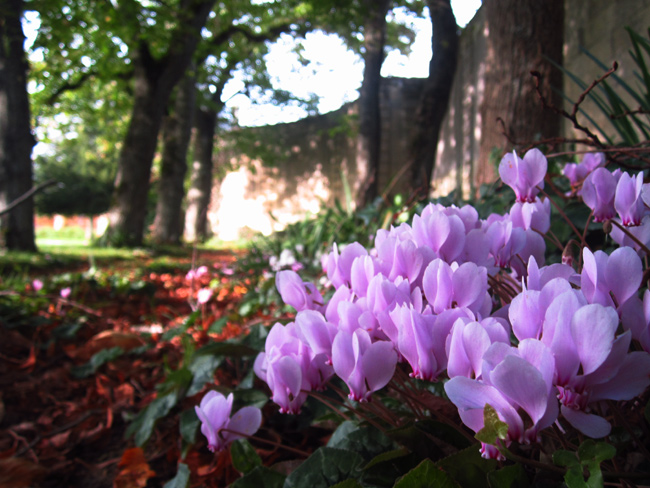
[0,457,48,488]
[113,447,155,488]
[73,331,146,362]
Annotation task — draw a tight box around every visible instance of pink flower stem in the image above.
[610,219,650,257]
[221,428,310,457]
[540,188,587,247]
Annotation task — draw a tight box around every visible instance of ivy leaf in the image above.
[230,439,262,474]
[487,463,530,488]
[230,466,285,488]
[125,392,177,447]
[394,459,460,488]
[163,463,190,488]
[475,404,508,446]
[283,447,364,488]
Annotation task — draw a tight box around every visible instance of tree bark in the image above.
[106,0,215,247]
[0,0,36,251]
[184,105,217,243]
[477,0,564,188]
[408,0,458,198]
[152,66,196,244]
[355,0,391,209]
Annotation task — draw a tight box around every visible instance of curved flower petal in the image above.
[561,406,611,438]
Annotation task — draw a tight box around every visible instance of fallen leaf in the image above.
[113,447,155,488]
[0,457,48,488]
[73,331,146,361]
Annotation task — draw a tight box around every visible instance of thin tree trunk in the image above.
[184,105,216,243]
[106,0,215,247]
[355,0,391,209]
[408,0,458,198]
[152,67,196,244]
[0,0,36,251]
[477,0,564,188]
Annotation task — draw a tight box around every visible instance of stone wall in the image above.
[210,77,425,239]
[210,1,650,240]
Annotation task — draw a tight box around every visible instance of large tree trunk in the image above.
[0,0,36,251]
[477,0,564,187]
[106,0,215,247]
[184,105,216,243]
[152,67,196,244]
[408,0,458,198]
[355,0,391,209]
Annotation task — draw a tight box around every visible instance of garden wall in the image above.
[209,1,650,240]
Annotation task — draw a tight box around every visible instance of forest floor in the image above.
[0,247,281,488]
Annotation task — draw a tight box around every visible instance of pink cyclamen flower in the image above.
[614,171,646,226]
[60,287,71,299]
[197,288,213,304]
[276,270,323,312]
[196,265,209,278]
[32,279,43,292]
[563,152,605,187]
[195,391,262,452]
[580,167,618,222]
[331,328,397,402]
[498,148,547,203]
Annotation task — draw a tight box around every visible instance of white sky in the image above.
[225,1,481,126]
[24,1,481,137]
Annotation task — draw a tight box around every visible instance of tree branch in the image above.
[0,179,57,217]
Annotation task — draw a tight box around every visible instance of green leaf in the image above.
[552,450,580,468]
[414,419,472,450]
[475,404,508,446]
[329,480,362,488]
[394,459,460,488]
[231,466,285,488]
[283,447,364,488]
[125,392,177,446]
[487,464,529,488]
[232,388,269,409]
[436,445,497,488]
[186,354,223,396]
[71,346,124,378]
[361,448,420,487]
[179,408,200,445]
[327,420,396,461]
[363,447,411,470]
[578,440,616,464]
[230,439,262,474]
[208,316,228,334]
[163,463,190,488]
[194,342,259,358]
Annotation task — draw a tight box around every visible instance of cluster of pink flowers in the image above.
[246,148,650,459]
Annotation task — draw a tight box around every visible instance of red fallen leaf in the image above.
[113,447,155,488]
[114,383,135,407]
[48,430,72,449]
[0,457,48,488]
[72,331,147,362]
[18,346,36,372]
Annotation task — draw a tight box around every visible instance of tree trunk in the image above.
[355,0,391,209]
[106,0,215,247]
[152,67,196,244]
[184,105,216,243]
[477,0,564,188]
[408,0,458,198]
[0,0,36,251]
